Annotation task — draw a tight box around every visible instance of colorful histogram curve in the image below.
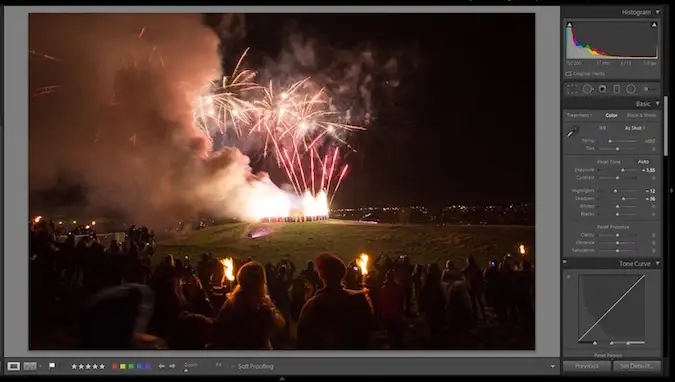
[568,26,609,57]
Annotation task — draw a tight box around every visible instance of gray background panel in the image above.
[3,6,562,359]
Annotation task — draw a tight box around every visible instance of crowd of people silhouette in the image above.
[30,218,534,350]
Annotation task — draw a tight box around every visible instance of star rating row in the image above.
[71,364,106,370]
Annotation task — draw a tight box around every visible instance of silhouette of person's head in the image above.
[315,253,346,288]
[306,261,315,272]
[427,267,442,284]
[168,313,214,350]
[235,261,267,298]
[80,285,152,349]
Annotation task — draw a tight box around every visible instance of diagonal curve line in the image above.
[578,274,646,342]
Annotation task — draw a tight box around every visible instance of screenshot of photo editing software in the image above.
[1,4,671,377]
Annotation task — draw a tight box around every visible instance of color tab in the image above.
[120,364,126,370]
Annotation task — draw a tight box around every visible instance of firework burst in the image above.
[193,48,261,140]
[194,48,364,207]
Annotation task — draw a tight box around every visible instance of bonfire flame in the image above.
[220,257,235,283]
[357,254,369,276]
[519,244,526,255]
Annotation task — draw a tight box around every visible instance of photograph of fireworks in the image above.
[29,13,535,350]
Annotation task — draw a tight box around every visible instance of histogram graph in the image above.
[565,20,659,60]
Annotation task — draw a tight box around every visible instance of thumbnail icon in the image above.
[6,362,21,371]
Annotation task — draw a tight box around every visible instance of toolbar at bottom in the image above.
[3,357,562,376]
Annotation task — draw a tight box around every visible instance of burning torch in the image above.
[518,244,526,256]
[220,257,235,287]
[357,254,369,287]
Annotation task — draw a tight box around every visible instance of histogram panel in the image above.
[565,20,659,60]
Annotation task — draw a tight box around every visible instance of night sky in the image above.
[216,14,536,208]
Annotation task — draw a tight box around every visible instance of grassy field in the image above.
[157,220,535,267]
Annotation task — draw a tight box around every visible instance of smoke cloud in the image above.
[29,14,285,226]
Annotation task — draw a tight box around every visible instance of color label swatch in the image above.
[112,363,151,370]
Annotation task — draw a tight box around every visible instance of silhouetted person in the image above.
[79,284,157,349]
[300,261,321,294]
[297,253,376,349]
[272,265,291,318]
[500,259,519,323]
[214,261,285,350]
[483,259,504,320]
[288,276,312,341]
[365,270,380,316]
[345,261,361,290]
[462,256,486,320]
[148,257,186,339]
[412,264,425,312]
[395,256,414,317]
[379,270,405,349]
[183,274,214,317]
[168,313,215,350]
[444,267,473,346]
[419,266,446,348]
[59,234,78,286]
[196,253,213,289]
[513,260,534,328]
